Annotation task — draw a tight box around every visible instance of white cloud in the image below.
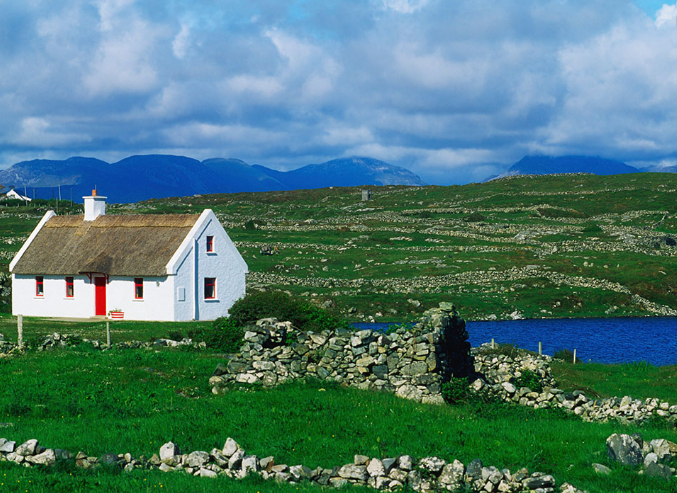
[655,3,677,28]
[8,117,91,147]
[84,17,161,96]
[172,23,191,59]
[381,0,429,14]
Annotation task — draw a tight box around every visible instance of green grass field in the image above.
[0,347,676,493]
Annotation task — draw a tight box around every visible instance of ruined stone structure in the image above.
[209,303,474,404]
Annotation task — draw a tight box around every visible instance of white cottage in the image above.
[10,191,248,321]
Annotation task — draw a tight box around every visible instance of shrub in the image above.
[188,317,243,353]
[462,212,485,222]
[228,290,348,333]
[553,348,576,363]
[514,369,543,392]
[441,377,471,404]
[581,223,603,234]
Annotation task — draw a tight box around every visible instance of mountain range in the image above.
[0,155,424,203]
[489,155,639,180]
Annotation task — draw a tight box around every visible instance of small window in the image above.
[204,277,216,299]
[206,235,214,252]
[134,278,144,299]
[66,277,74,298]
[36,276,44,297]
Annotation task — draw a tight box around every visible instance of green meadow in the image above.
[0,347,676,493]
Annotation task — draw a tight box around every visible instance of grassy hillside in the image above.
[1,173,676,321]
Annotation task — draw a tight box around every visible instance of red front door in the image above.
[94,276,106,316]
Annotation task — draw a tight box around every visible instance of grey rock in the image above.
[367,458,385,477]
[222,437,240,457]
[398,455,414,471]
[228,448,245,470]
[418,456,446,473]
[645,462,672,480]
[25,449,57,466]
[523,474,555,489]
[0,439,16,453]
[592,463,611,475]
[186,451,210,469]
[382,457,397,473]
[607,434,643,466]
[100,453,119,466]
[159,442,181,462]
[338,464,368,481]
[15,439,39,456]
[199,467,218,478]
[644,453,658,467]
[466,458,483,478]
[241,455,259,474]
[354,454,369,465]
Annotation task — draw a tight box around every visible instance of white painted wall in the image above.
[170,210,248,321]
[106,276,175,321]
[13,274,95,318]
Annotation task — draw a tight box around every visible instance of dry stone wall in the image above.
[210,303,473,404]
[471,346,677,425]
[0,435,588,493]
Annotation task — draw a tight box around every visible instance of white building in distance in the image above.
[10,191,247,321]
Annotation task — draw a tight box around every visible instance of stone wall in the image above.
[471,345,677,425]
[210,303,473,404]
[0,435,587,493]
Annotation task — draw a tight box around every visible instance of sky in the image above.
[1,0,676,185]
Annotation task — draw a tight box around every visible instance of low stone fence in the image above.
[0,436,586,493]
[0,332,205,354]
[471,346,677,425]
[210,303,475,405]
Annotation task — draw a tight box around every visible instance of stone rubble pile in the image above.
[0,436,587,492]
[470,346,677,425]
[0,332,205,354]
[210,304,474,405]
[605,433,677,481]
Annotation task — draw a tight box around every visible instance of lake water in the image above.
[352,317,677,366]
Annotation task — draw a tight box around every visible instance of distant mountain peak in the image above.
[490,155,638,180]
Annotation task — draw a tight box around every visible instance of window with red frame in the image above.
[134,278,144,299]
[206,235,214,252]
[66,277,74,298]
[36,276,44,296]
[204,277,216,299]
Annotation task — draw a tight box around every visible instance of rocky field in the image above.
[1,172,677,321]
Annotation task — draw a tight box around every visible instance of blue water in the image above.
[352,317,677,366]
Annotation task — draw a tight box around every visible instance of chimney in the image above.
[83,189,106,221]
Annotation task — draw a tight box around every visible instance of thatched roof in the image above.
[12,214,199,276]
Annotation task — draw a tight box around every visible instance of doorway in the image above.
[94,276,106,316]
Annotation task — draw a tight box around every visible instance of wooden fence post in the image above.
[17,314,23,349]
[538,341,542,356]
[106,319,111,349]
[491,338,495,349]
[573,348,577,365]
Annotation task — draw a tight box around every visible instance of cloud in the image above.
[2,0,677,185]
[655,3,677,28]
